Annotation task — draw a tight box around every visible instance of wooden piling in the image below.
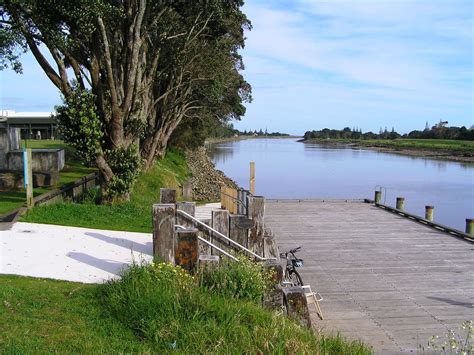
[425,206,434,222]
[283,286,312,328]
[396,197,405,211]
[263,259,284,310]
[176,202,196,228]
[160,188,176,204]
[152,203,176,263]
[249,161,255,194]
[466,218,474,236]
[175,228,199,271]
[247,195,265,256]
[25,148,33,209]
[211,209,230,255]
[229,214,251,248]
[182,180,193,200]
[374,190,381,204]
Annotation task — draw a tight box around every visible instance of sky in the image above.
[1,0,472,135]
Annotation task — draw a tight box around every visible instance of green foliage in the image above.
[21,150,189,232]
[104,146,141,200]
[198,256,273,302]
[56,88,103,163]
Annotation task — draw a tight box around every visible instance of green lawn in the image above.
[0,269,371,354]
[0,140,96,215]
[20,150,190,233]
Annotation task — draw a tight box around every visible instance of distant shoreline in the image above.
[299,138,474,164]
[205,135,300,144]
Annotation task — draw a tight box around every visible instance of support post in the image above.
[396,197,405,211]
[263,259,284,310]
[229,214,251,248]
[211,209,230,256]
[374,190,381,204]
[175,228,199,271]
[249,161,255,194]
[24,148,33,209]
[152,203,176,263]
[283,286,312,328]
[466,218,474,236]
[176,202,196,228]
[160,188,176,204]
[425,206,434,222]
[247,195,265,256]
[182,180,193,200]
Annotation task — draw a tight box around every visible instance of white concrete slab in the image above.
[195,202,221,221]
[0,222,152,284]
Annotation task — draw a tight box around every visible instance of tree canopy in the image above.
[1,0,251,199]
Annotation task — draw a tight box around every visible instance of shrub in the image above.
[197,256,273,303]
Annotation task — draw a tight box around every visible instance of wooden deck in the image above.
[265,200,474,353]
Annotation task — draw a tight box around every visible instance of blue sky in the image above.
[1,0,472,135]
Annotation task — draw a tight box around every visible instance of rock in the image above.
[185,147,238,201]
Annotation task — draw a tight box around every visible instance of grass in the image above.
[0,264,372,354]
[356,139,474,154]
[0,140,96,215]
[20,150,190,233]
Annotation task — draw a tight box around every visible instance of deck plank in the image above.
[265,200,474,353]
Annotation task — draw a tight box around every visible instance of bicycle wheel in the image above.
[288,269,303,286]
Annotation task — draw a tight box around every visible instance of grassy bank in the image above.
[0,264,371,354]
[302,138,474,156]
[0,140,96,215]
[20,150,189,232]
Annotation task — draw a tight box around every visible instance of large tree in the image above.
[1,0,251,199]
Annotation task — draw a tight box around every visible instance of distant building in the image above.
[0,110,57,140]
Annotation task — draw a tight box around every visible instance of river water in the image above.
[207,138,474,231]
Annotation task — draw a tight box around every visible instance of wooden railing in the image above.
[220,186,239,214]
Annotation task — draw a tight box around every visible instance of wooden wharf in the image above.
[265,199,474,353]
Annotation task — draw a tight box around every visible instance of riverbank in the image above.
[206,135,299,145]
[300,138,474,163]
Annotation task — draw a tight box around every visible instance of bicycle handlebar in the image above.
[289,246,302,253]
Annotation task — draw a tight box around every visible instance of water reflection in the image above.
[209,138,474,231]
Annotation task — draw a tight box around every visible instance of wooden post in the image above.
[374,190,381,204]
[396,197,405,211]
[198,218,212,256]
[175,228,199,271]
[211,209,230,255]
[249,161,255,194]
[425,206,434,221]
[160,188,176,204]
[24,148,33,209]
[247,195,265,256]
[152,203,176,263]
[263,259,284,310]
[263,227,279,259]
[229,214,251,248]
[466,218,474,236]
[182,180,193,200]
[176,202,196,228]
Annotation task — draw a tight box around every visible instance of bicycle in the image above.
[280,246,304,286]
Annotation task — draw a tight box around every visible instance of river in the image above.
[207,138,474,231]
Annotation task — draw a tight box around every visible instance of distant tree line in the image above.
[304,123,474,141]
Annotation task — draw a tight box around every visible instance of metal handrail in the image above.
[176,209,267,261]
[175,224,239,261]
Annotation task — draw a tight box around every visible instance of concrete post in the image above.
[182,180,193,200]
[175,228,199,271]
[176,202,196,228]
[425,206,434,221]
[466,218,474,236]
[160,188,176,204]
[374,190,381,204]
[152,203,176,263]
[283,286,312,328]
[396,197,405,211]
[247,195,265,256]
[211,209,230,255]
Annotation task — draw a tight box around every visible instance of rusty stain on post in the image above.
[175,228,199,271]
